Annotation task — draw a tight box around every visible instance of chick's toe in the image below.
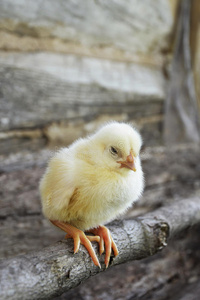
[87,226,119,268]
[50,220,101,268]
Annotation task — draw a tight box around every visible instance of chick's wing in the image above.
[40,149,75,220]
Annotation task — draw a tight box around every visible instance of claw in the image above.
[87,225,119,268]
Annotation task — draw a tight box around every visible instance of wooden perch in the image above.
[0,197,200,300]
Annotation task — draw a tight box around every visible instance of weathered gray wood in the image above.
[1,217,168,299]
[0,0,173,55]
[169,281,200,300]
[164,0,200,144]
[0,52,165,153]
[0,1,174,154]
[0,0,171,154]
[55,226,200,300]
[0,197,200,300]
[0,52,164,131]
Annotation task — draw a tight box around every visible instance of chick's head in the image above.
[89,122,142,173]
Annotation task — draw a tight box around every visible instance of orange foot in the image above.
[50,220,101,268]
[87,225,119,268]
[50,221,118,268]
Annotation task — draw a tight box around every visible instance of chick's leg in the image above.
[50,220,101,268]
[87,225,119,268]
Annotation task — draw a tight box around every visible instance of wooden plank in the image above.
[0,53,165,152]
[0,53,164,130]
[0,0,173,55]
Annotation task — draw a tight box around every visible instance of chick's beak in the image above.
[118,151,136,172]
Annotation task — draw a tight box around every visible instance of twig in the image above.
[0,197,200,300]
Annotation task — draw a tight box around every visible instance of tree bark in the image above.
[0,197,200,300]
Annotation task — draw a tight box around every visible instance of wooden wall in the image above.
[0,0,175,154]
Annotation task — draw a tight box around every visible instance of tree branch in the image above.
[0,197,200,300]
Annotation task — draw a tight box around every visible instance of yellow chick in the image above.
[40,122,144,268]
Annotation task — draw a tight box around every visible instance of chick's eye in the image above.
[110,146,118,155]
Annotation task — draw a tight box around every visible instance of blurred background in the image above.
[0,0,200,299]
